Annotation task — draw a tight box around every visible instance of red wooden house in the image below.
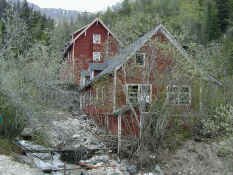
[79,24,221,149]
[63,18,122,85]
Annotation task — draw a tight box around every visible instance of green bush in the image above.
[201,104,233,137]
[0,95,25,138]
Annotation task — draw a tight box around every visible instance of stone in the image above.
[20,128,34,140]
[126,164,137,174]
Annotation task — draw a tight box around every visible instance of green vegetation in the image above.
[0,137,21,155]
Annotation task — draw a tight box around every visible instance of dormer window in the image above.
[93,34,101,44]
[135,52,145,66]
[93,52,101,62]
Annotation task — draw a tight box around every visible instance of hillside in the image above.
[8,0,93,23]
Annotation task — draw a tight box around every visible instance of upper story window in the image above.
[135,52,146,66]
[93,34,101,44]
[167,85,191,105]
[93,52,101,62]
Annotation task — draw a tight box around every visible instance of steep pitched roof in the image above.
[81,24,222,90]
[64,18,123,57]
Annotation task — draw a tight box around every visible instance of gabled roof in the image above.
[64,18,123,57]
[81,24,222,90]
[72,24,88,38]
[72,18,123,46]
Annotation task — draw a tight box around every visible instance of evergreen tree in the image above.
[202,0,220,43]
[215,0,231,33]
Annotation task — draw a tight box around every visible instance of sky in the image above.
[27,0,123,12]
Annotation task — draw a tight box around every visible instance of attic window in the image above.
[135,52,145,66]
[93,34,101,44]
[93,52,101,62]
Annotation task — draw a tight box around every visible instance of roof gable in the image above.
[72,18,123,46]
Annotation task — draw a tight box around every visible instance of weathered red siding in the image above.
[63,20,120,85]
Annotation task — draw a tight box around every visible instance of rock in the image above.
[14,155,32,165]
[79,155,131,175]
[21,128,34,140]
[0,155,43,175]
[126,164,137,174]
[61,146,94,164]
[153,165,164,175]
[16,140,64,172]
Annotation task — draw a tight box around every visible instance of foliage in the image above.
[0,137,21,155]
[0,0,78,139]
[201,104,233,137]
[0,94,25,138]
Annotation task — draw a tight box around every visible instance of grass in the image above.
[0,137,21,156]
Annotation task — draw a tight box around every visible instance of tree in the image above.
[202,0,220,44]
[215,0,231,33]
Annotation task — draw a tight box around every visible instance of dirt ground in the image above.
[160,137,233,175]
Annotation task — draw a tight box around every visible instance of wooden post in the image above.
[199,78,203,112]
[72,43,75,82]
[64,162,66,175]
[113,69,117,112]
[105,114,109,132]
[117,114,122,156]
[139,113,143,139]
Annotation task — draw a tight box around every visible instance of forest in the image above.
[0,0,233,173]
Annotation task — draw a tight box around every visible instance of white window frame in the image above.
[166,85,191,105]
[135,52,146,66]
[93,52,101,62]
[125,84,152,105]
[93,34,101,44]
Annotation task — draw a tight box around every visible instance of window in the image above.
[139,85,152,103]
[167,85,191,105]
[179,86,191,105]
[93,52,101,62]
[126,84,152,105]
[127,85,139,104]
[93,34,101,44]
[135,52,145,66]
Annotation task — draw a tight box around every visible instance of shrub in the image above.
[0,94,25,138]
[200,104,233,137]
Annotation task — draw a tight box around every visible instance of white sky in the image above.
[27,0,123,12]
